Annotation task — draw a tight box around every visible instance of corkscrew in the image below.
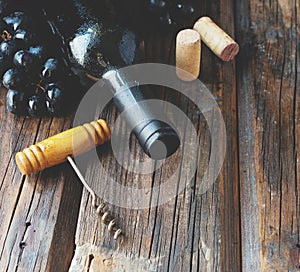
[15,119,123,240]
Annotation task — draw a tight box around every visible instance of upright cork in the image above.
[176,29,201,81]
[193,16,239,61]
[15,119,111,175]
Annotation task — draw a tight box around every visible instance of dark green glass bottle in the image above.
[68,4,180,159]
[69,19,144,77]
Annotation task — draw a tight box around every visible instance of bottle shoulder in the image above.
[69,20,145,76]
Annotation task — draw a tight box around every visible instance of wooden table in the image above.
[0,0,299,271]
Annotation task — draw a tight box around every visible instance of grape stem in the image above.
[1,30,12,41]
[85,73,99,82]
[35,82,46,93]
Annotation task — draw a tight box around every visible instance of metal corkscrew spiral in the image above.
[67,156,123,240]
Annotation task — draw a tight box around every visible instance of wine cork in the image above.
[193,16,239,61]
[176,29,201,81]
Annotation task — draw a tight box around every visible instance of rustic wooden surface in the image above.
[236,0,300,271]
[0,0,299,271]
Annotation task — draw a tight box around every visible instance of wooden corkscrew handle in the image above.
[15,119,111,175]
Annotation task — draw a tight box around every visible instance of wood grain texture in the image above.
[236,0,300,270]
[0,0,298,271]
[0,96,83,271]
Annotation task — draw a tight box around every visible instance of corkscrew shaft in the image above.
[67,156,97,206]
[67,155,123,240]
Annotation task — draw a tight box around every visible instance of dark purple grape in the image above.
[14,28,36,43]
[41,58,65,80]
[2,68,30,89]
[6,89,27,114]
[0,39,25,57]
[46,83,64,115]
[3,12,30,31]
[29,45,46,60]
[28,94,47,116]
[46,83,62,99]
[13,50,39,69]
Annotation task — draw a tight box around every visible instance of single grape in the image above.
[0,39,25,57]
[41,58,65,80]
[2,68,30,89]
[28,94,47,116]
[46,82,62,100]
[46,83,64,115]
[3,12,30,31]
[14,28,36,43]
[6,89,27,115]
[13,50,39,69]
[29,45,46,60]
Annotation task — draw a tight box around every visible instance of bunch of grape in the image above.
[145,0,199,26]
[0,10,81,117]
[81,0,200,30]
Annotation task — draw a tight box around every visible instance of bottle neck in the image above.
[102,68,180,160]
[102,68,127,94]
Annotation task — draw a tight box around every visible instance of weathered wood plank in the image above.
[217,0,241,270]
[0,92,83,271]
[236,0,300,270]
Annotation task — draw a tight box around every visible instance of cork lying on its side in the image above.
[193,16,239,61]
[176,29,201,81]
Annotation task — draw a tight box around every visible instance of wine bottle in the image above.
[67,5,180,159]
